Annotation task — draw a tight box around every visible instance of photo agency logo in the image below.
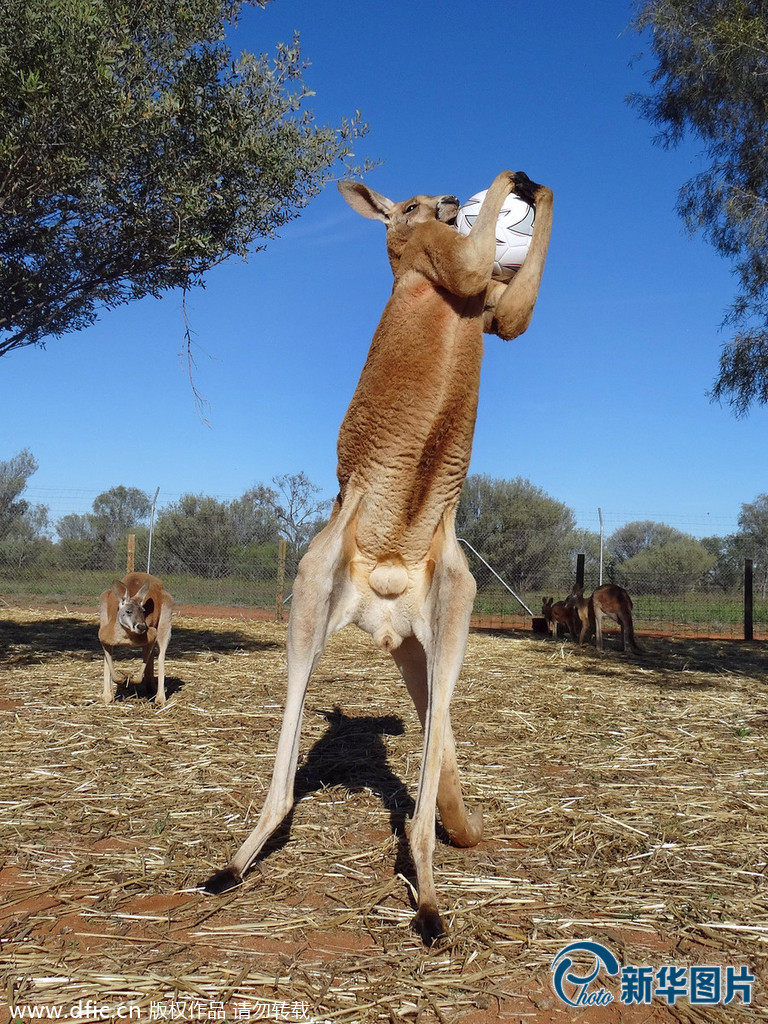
[551,939,755,1010]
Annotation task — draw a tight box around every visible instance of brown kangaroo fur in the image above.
[98,572,174,706]
[565,584,641,653]
[542,596,579,640]
[203,170,553,944]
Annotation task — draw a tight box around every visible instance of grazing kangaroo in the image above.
[98,572,174,706]
[565,584,641,653]
[542,596,578,640]
[203,170,553,943]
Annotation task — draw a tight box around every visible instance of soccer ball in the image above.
[455,188,535,281]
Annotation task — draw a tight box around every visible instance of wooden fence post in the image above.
[126,534,135,574]
[275,538,287,623]
[744,558,754,642]
[576,552,585,590]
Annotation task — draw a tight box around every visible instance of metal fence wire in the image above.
[1,527,765,641]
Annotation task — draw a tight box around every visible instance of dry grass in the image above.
[1,607,767,1023]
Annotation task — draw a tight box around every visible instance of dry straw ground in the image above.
[0,606,767,1024]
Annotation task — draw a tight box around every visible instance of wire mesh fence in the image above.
[1,528,765,641]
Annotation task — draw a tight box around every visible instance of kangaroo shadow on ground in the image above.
[0,615,280,670]
[252,707,439,902]
[110,670,186,704]
[470,626,531,642]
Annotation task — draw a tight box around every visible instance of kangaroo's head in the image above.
[114,580,152,636]
[338,180,460,272]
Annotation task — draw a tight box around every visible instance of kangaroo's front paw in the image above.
[511,171,542,206]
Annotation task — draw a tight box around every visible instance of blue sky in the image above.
[2,0,765,543]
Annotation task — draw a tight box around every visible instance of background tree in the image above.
[613,536,716,595]
[55,484,151,569]
[149,474,328,579]
[0,449,41,538]
[608,518,715,594]
[89,486,152,545]
[456,475,576,591]
[608,520,688,562]
[225,484,282,580]
[631,0,768,413]
[0,450,52,568]
[228,484,281,547]
[56,513,94,543]
[154,493,235,577]
[0,0,371,357]
[700,533,743,591]
[733,493,768,595]
[271,472,332,568]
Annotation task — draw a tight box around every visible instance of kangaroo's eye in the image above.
[405,202,418,214]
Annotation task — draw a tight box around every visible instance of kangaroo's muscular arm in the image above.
[483,181,553,340]
[397,171,518,298]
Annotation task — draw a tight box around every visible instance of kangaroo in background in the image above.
[98,572,174,706]
[203,170,553,944]
[566,583,641,653]
[542,596,578,640]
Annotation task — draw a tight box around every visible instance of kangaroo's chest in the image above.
[336,278,484,557]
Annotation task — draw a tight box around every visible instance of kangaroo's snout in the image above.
[117,603,148,635]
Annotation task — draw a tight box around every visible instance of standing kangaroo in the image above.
[98,572,174,706]
[204,171,553,943]
[542,596,578,640]
[566,584,641,653]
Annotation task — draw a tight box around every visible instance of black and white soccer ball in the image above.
[455,188,535,281]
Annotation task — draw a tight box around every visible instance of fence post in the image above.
[576,552,585,590]
[126,534,135,574]
[275,538,287,623]
[744,558,754,642]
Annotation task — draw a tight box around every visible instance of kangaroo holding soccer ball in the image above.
[204,170,553,945]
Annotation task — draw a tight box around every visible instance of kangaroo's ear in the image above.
[338,181,394,223]
[113,580,128,599]
[134,583,151,603]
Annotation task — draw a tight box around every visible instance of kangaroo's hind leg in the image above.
[391,636,482,850]
[397,528,478,944]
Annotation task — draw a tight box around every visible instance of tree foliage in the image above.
[608,518,716,593]
[734,492,768,593]
[614,536,716,594]
[151,472,330,577]
[0,448,39,538]
[631,0,768,413]
[456,474,576,590]
[608,519,688,561]
[0,0,370,356]
[90,485,152,543]
[270,471,332,555]
[56,484,151,568]
[228,484,280,546]
[156,493,235,577]
[0,449,51,566]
